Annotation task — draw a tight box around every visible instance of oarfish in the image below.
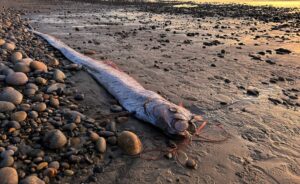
[32,30,202,138]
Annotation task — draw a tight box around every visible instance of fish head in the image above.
[153,103,192,138]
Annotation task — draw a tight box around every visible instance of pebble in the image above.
[0,167,18,184]
[0,87,23,105]
[2,43,16,51]
[247,86,260,97]
[13,62,31,73]
[28,111,39,119]
[11,111,27,122]
[0,101,16,112]
[10,52,23,63]
[20,175,45,184]
[43,129,67,149]
[53,69,66,82]
[110,105,123,112]
[95,137,106,153]
[0,39,5,46]
[5,72,28,85]
[49,97,59,108]
[33,103,47,112]
[48,161,60,169]
[48,58,59,66]
[35,77,47,85]
[43,168,57,177]
[64,169,74,176]
[89,131,100,142]
[36,162,48,170]
[117,131,142,155]
[0,156,14,168]
[186,159,198,169]
[30,61,48,72]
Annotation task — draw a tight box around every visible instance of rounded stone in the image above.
[89,131,100,142]
[186,159,197,169]
[0,156,14,167]
[117,131,142,155]
[0,39,5,46]
[0,167,18,184]
[33,103,47,112]
[53,69,66,82]
[36,162,48,170]
[48,161,60,169]
[49,97,59,108]
[30,61,48,72]
[5,72,28,85]
[11,111,27,122]
[13,63,31,73]
[0,101,16,112]
[20,175,45,184]
[20,58,33,65]
[43,168,57,178]
[95,137,106,153]
[10,52,22,63]
[43,129,67,149]
[0,87,23,105]
[2,43,15,51]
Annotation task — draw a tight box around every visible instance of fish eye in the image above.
[174,120,189,132]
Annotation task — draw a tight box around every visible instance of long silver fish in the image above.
[32,30,202,138]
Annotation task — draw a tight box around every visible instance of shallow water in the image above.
[176,0,300,8]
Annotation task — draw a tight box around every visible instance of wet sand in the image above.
[2,0,300,183]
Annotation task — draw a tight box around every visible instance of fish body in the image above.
[32,30,198,138]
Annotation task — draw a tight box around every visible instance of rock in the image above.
[110,105,123,112]
[35,77,47,85]
[89,131,100,142]
[0,156,14,168]
[46,83,65,93]
[0,39,5,46]
[95,137,106,153]
[44,129,67,149]
[107,136,117,145]
[247,87,260,97]
[5,72,28,85]
[48,58,59,66]
[20,58,33,65]
[74,93,84,101]
[0,101,15,112]
[48,161,60,169]
[33,102,47,112]
[20,175,45,184]
[64,169,74,176]
[30,61,48,72]
[117,131,142,155]
[36,162,48,170]
[7,121,21,129]
[0,87,23,105]
[2,43,15,51]
[10,52,22,63]
[53,69,65,82]
[11,111,27,122]
[0,167,18,184]
[275,48,291,55]
[13,62,31,73]
[49,97,59,108]
[28,108,38,117]
[43,168,57,178]
[186,159,197,169]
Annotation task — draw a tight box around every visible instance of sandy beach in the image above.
[0,0,300,183]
